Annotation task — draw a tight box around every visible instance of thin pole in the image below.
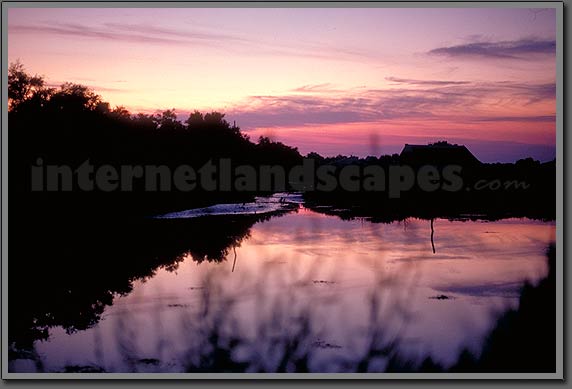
[430,218,436,254]
[231,246,238,272]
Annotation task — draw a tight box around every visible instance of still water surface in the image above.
[11,199,555,373]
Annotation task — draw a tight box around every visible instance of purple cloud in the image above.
[470,115,555,123]
[428,38,555,60]
[227,80,555,129]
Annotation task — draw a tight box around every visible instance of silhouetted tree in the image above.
[8,61,45,111]
[154,109,183,131]
[185,110,204,129]
[50,83,102,112]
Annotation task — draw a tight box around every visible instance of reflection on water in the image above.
[9,204,555,373]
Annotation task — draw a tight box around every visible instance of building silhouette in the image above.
[400,141,481,167]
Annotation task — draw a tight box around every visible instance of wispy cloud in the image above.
[10,22,378,62]
[228,80,555,129]
[103,22,250,44]
[428,38,556,60]
[45,81,129,93]
[469,115,555,123]
[9,22,236,46]
[492,81,556,104]
[291,83,339,93]
[385,77,470,86]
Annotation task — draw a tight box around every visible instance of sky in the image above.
[8,7,557,162]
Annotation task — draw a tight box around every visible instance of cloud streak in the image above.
[385,77,470,86]
[291,83,340,93]
[228,80,555,129]
[9,22,241,46]
[9,22,378,62]
[428,38,556,60]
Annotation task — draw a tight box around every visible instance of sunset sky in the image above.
[8,7,557,162]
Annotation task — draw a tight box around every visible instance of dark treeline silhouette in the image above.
[8,62,302,220]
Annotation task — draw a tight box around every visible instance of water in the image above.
[153,192,304,219]
[9,197,555,373]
